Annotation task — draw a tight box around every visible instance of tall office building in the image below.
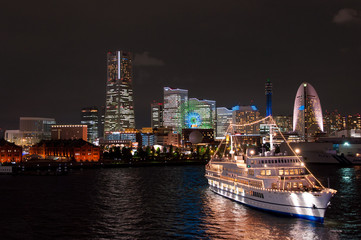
[265,78,272,116]
[98,106,105,139]
[232,105,261,135]
[151,102,164,128]
[293,82,323,140]
[163,87,188,132]
[183,98,216,130]
[81,107,99,143]
[323,110,343,134]
[104,51,135,138]
[216,107,233,138]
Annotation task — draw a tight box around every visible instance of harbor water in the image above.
[0,164,360,239]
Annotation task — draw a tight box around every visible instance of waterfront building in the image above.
[154,127,181,147]
[0,139,22,163]
[163,87,188,133]
[151,102,164,128]
[293,82,323,141]
[183,98,216,130]
[51,125,88,141]
[265,78,272,116]
[105,128,141,146]
[104,51,135,138]
[29,139,100,162]
[232,105,261,135]
[141,127,155,147]
[81,107,99,143]
[5,117,56,147]
[323,110,343,135]
[216,107,233,138]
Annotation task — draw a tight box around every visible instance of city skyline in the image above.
[1,1,361,130]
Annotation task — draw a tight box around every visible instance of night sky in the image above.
[1,1,361,130]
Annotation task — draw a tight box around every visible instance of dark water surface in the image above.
[0,165,360,239]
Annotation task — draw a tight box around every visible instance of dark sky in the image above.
[1,1,361,129]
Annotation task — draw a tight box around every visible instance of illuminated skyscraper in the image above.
[81,107,99,143]
[293,82,323,140]
[151,102,164,128]
[104,51,135,137]
[232,105,261,135]
[265,78,272,116]
[323,110,343,134]
[163,87,188,132]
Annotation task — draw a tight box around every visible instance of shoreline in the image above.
[1,158,209,175]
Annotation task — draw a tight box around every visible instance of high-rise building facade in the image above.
[265,78,272,116]
[216,107,233,138]
[163,87,188,132]
[293,82,323,140]
[232,105,261,135]
[151,102,164,129]
[323,110,343,134]
[104,51,135,137]
[274,115,293,133]
[182,98,216,130]
[81,107,99,143]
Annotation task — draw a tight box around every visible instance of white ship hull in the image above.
[207,177,333,222]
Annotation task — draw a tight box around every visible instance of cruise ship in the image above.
[205,121,337,222]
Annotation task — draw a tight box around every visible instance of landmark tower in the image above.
[104,51,135,137]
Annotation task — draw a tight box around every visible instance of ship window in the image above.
[292,182,298,188]
[290,169,295,175]
[260,170,265,175]
[262,160,264,164]
[299,182,303,188]
[251,160,254,164]
[294,169,299,175]
[284,170,289,175]
[279,169,284,175]
[266,170,271,175]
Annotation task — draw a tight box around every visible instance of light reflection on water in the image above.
[0,165,360,239]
